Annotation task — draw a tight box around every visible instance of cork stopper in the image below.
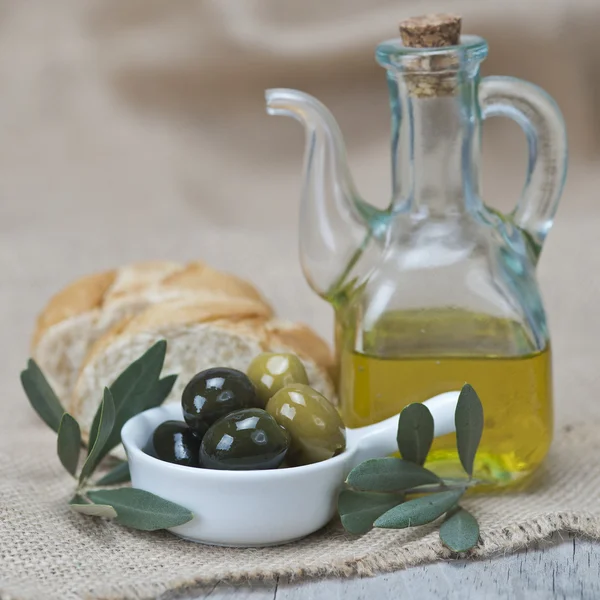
[398,14,463,98]
[399,14,461,48]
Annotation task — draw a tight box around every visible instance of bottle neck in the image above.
[390,71,481,217]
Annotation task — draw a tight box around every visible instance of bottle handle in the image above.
[346,391,460,468]
[479,76,568,261]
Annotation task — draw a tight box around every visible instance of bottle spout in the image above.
[266,89,382,299]
[266,88,321,120]
[266,88,344,128]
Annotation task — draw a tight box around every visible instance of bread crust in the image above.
[33,261,273,344]
[161,262,267,304]
[32,270,117,349]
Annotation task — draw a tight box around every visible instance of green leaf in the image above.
[455,384,484,477]
[98,375,177,462]
[374,489,464,529]
[70,503,118,519]
[88,341,167,449]
[439,507,480,552]
[20,360,65,433]
[79,388,116,484]
[69,493,118,518]
[57,413,81,476]
[95,461,131,486]
[110,340,168,408]
[338,489,404,535]
[397,403,434,466]
[87,488,193,531]
[87,342,173,462]
[346,458,441,492]
[138,375,177,412]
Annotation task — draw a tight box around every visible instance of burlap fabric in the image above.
[2,1,600,599]
[2,421,600,600]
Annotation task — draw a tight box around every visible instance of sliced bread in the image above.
[32,260,272,401]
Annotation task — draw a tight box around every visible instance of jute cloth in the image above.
[2,422,600,600]
[2,1,600,599]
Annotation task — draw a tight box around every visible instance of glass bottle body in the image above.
[267,35,567,489]
[331,39,565,488]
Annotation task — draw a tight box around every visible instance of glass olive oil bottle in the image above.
[267,18,566,489]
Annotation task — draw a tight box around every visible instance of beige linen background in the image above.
[2,1,600,599]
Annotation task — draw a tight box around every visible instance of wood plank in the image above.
[167,580,276,600]
[161,533,600,600]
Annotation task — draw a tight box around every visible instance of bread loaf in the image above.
[71,299,335,457]
[31,260,273,400]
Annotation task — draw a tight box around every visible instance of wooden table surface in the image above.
[163,533,599,600]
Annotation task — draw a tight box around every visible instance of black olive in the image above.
[182,367,260,435]
[200,408,290,470]
[151,420,201,467]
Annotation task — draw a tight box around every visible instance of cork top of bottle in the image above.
[399,14,461,48]
[396,14,463,98]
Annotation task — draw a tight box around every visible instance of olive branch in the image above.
[338,384,484,552]
[20,341,193,531]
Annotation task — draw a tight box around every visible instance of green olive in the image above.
[266,383,346,465]
[199,408,290,470]
[246,353,309,406]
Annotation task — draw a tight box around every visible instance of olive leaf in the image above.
[69,493,118,518]
[87,342,174,463]
[139,375,178,411]
[87,341,168,448]
[20,359,65,433]
[397,403,434,466]
[87,488,193,531]
[95,461,131,486]
[338,489,404,535]
[439,507,480,552]
[374,489,465,529]
[70,502,118,519]
[91,375,176,465]
[455,384,484,478]
[346,458,441,492]
[79,388,116,484]
[109,340,167,406]
[57,413,81,476]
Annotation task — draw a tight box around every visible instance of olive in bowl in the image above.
[200,408,290,471]
[266,383,346,466]
[246,352,309,406]
[151,420,201,467]
[182,367,260,436]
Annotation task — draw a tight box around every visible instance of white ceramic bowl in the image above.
[121,392,459,547]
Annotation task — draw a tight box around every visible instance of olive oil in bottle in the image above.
[337,310,553,487]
